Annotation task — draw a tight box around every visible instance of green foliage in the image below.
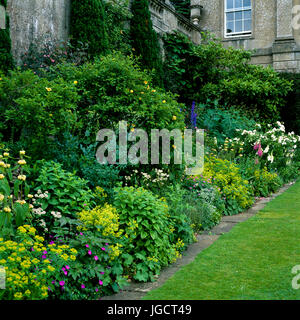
[0,0,13,73]
[0,149,32,238]
[170,0,190,18]
[163,32,293,122]
[239,159,282,197]
[0,225,76,300]
[113,186,183,282]
[33,161,95,221]
[197,156,254,216]
[195,100,256,143]
[70,0,109,57]
[130,0,163,85]
[47,52,184,136]
[0,69,80,158]
[104,0,132,54]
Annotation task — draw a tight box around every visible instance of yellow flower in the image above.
[4,207,11,213]
[27,194,33,199]
[14,292,23,300]
[18,159,26,165]
[0,174,4,180]
[5,163,10,168]
[17,175,26,181]
[162,100,166,103]
[3,152,9,157]
[46,87,52,92]
[74,80,78,85]
[0,194,4,201]
[152,89,156,93]
[25,290,31,296]
[49,114,53,117]
[19,150,26,155]
[172,115,177,121]
[70,255,76,261]
[0,161,5,167]
[144,81,148,85]
[130,90,134,93]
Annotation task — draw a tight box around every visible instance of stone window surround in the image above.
[222,0,255,42]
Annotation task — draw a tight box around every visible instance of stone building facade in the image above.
[4,0,201,64]
[198,0,300,72]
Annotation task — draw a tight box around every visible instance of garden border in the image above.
[101,180,296,300]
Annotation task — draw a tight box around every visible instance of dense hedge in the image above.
[70,0,108,57]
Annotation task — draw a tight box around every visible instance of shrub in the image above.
[33,161,95,227]
[130,0,163,85]
[192,156,253,216]
[0,0,13,73]
[0,70,80,158]
[163,32,293,122]
[70,0,108,57]
[0,225,77,300]
[239,158,282,197]
[113,186,183,282]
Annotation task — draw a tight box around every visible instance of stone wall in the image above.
[198,0,300,73]
[5,0,201,64]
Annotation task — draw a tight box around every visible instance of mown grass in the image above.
[144,180,300,300]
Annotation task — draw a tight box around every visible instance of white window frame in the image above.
[224,0,252,38]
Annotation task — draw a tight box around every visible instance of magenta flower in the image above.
[64,271,68,276]
[101,247,106,251]
[95,288,99,292]
[94,256,99,261]
[81,284,85,289]
[80,232,83,236]
[59,281,65,286]
[88,250,92,255]
[65,265,70,270]
[62,267,66,271]
[42,255,47,259]
[85,244,89,248]
[49,241,55,245]
[43,251,47,255]
[99,280,103,286]
[100,272,104,275]
[257,148,263,157]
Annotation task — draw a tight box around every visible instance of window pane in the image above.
[227,12,234,21]
[235,11,242,20]
[226,0,234,9]
[244,10,251,20]
[243,0,251,7]
[244,19,252,31]
[234,0,243,9]
[235,20,243,32]
[227,21,234,33]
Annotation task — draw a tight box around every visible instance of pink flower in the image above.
[94,256,99,261]
[59,281,65,286]
[85,244,89,248]
[64,271,68,276]
[254,143,261,150]
[79,232,83,236]
[100,272,104,275]
[88,250,92,255]
[65,265,70,270]
[95,288,99,292]
[62,267,65,271]
[257,148,263,157]
[101,248,106,251]
[81,284,85,289]
[99,280,103,286]
[42,255,47,259]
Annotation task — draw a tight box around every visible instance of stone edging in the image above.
[101,181,296,300]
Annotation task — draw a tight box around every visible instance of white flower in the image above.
[267,154,274,163]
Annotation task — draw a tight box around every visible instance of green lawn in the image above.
[144,179,300,300]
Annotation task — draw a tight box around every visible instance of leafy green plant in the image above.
[0,149,32,238]
[113,186,182,282]
[33,161,95,224]
[163,32,292,122]
[0,70,80,158]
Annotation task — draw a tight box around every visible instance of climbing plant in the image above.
[130,0,163,85]
[0,0,13,73]
[70,0,109,57]
[171,0,190,18]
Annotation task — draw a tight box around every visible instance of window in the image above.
[225,0,252,37]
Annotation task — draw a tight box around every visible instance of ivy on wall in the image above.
[70,0,109,57]
[170,0,190,18]
[0,0,13,73]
